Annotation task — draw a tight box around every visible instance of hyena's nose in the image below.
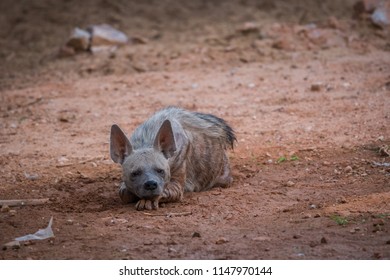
[144,180,158,191]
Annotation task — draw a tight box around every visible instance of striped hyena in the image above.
[110,107,236,210]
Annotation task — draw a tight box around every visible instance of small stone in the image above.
[237,22,260,34]
[322,161,331,166]
[252,236,271,241]
[66,219,74,225]
[168,247,177,253]
[2,240,21,250]
[310,83,323,91]
[320,237,328,244]
[337,196,348,204]
[24,172,40,180]
[377,135,385,141]
[314,213,321,218]
[1,205,10,213]
[379,145,389,157]
[272,38,294,51]
[286,181,295,187]
[344,166,353,173]
[192,232,201,238]
[293,234,302,239]
[309,204,317,209]
[9,209,17,216]
[215,237,229,244]
[302,213,311,219]
[66,27,91,51]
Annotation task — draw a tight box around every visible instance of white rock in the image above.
[88,24,128,47]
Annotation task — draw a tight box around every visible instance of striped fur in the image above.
[110,107,236,210]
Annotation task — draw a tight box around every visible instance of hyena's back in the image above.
[130,107,236,192]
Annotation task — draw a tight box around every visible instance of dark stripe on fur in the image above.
[194,112,236,149]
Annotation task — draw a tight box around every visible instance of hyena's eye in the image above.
[155,168,165,176]
[130,170,142,177]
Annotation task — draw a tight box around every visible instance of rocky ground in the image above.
[0,0,389,259]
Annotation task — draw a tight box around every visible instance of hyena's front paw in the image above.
[119,182,137,204]
[135,198,160,211]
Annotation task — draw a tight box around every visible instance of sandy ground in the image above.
[0,0,389,259]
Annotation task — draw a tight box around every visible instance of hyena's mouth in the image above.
[138,180,163,198]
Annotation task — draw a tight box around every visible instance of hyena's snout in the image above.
[144,180,158,191]
[139,178,164,198]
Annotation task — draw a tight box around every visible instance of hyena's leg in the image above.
[160,164,186,203]
[119,182,138,204]
[135,177,185,210]
[213,153,233,188]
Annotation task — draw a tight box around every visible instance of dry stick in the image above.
[142,211,192,217]
[56,157,103,168]
[0,198,50,207]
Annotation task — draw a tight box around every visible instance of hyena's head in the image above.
[109,120,176,199]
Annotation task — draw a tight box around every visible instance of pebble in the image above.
[350,227,361,234]
[192,232,201,238]
[310,83,323,91]
[309,204,317,209]
[337,196,348,204]
[320,237,328,244]
[1,205,10,213]
[215,237,229,244]
[24,172,40,180]
[66,27,91,51]
[344,166,353,173]
[286,181,295,187]
[237,22,260,34]
[252,236,271,241]
[168,247,177,253]
[302,213,311,219]
[9,209,17,216]
[66,219,74,225]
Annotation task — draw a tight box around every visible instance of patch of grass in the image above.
[331,215,348,226]
[277,156,287,163]
[375,213,390,219]
[276,155,299,163]
[290,155,299,161]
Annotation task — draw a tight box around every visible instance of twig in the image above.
[142,211,192,218]
[0,198,50,207]
[56,157,103,168]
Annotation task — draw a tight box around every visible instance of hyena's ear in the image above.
[154,120,176,158]
[110,124,132,164]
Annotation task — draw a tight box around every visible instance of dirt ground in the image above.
[0,0,389,260]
